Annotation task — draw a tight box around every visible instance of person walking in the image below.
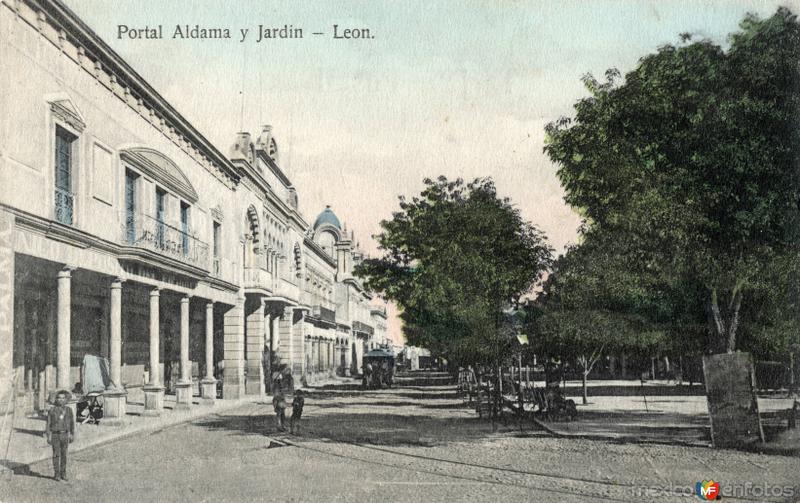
[290,390,305,434]
[44,390,74,482]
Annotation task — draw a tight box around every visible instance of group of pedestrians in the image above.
[41,383,308,484]
[272,388,305,434]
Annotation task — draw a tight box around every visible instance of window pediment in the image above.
[121,147,198,203]
[49,99,86,133]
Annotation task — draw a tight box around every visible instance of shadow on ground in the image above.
[194,409,529,448]
[0,460,51,479]
[561,384,706,397]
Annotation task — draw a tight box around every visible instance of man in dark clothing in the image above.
[290,390,305,434]
[45,390,75,482]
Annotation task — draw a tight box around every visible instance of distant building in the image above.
[0,0,380,421]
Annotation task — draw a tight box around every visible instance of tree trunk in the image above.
[518,355,524,412]
[582,371,588,405]
[709,287,744,353]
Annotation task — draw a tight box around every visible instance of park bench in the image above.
[760,401,799,431]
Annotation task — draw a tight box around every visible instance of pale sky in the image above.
[62,0,799,344]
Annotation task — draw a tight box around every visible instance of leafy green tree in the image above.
[530,238,671,403]
[544,8,800,354]
[355,176,553,369]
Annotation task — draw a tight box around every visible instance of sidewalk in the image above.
[1,375,354,472]
[532,380,799,452]
[1,392,264,472]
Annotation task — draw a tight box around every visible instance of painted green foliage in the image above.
[355,176,553,365]
[544,8,800,354]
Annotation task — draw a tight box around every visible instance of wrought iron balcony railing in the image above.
[55,187,74,225]
[353,321,374,336]
[121,211,209,268]
[311,305,336,324]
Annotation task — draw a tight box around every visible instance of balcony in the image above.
[304,296,336,325]
[271,277,299,303]
[55,187,74,225]
[353,321,374,337]
[243,266,272,294]
[121,212,209,268]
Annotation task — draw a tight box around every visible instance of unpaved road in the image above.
[1,379,798,502]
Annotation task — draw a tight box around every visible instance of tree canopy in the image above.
[355,176,553,366]
[544,8,800,354]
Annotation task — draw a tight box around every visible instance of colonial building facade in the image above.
[0,0,384,421]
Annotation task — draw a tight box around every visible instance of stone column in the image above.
[103,278,127,425]
[344,336,352,376]
[175,296,192,409]
[245,297,265,396]
[108,280,123,387]
[143,288,164,416]
[200,301,216,403]
[56,267,72,391]
[271,313,281,357]
[0,211,15,451]
[329,341,335,377]
[222,297,245,399]
[277,309,291,364]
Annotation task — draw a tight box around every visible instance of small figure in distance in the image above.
[272,387,287,432]
[290,389,305,435]
[44,390,74,482]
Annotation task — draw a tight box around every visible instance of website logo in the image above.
[695,480,721,500]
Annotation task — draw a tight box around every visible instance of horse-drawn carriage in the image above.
[362,348,395,389]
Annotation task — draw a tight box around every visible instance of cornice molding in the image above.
[12,0,241,188]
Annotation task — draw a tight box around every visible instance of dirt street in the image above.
[1,378,798,503]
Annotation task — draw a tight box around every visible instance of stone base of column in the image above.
[102,388,128,426]
[174,381,192,410]
[245,375,264,396]
[142,384,164,417]
[200,378,217,405]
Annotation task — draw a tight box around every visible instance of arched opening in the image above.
[244,205,261,268]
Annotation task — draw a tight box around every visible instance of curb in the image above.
[3,397,262,473]
[529,416,711,449]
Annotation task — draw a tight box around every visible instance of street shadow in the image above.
[395,392,460,400]
[561,384,706,397]
[193,411,513,447]
[313,384,364,391]
[355,401,423,408]
[301,390,368,399]
[0,460,52,479]
[13,427,45,437]
[541,409,711,445]
[418,402,474,410]
[194,411,275,437]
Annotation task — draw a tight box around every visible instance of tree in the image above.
[544,8,800,354]
[355,176,553,369]
[530,238,670,404]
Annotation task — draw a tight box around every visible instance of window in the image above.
[54,126,76,225]
[213,221,221,276]
[180,202,190,256]
[155,188,166,249]
[124,170,138,244]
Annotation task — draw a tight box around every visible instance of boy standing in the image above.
[272,388,287,432]
[290,390,305,434]
[45,390,74,482]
